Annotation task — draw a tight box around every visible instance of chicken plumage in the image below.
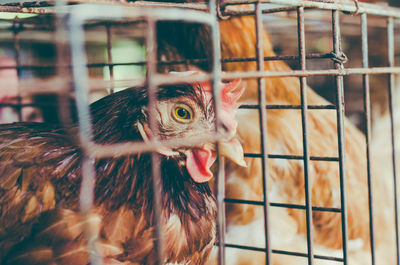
[0,75,246,265]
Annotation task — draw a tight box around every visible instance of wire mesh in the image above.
[0,0,400,265]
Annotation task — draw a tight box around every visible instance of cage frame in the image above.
[0,1,400,265]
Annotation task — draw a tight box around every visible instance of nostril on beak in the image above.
[220,122,230,133]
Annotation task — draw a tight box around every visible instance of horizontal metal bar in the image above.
[0,100,336,111]
[3,0,400,21]
[14,66,400,95]
[273,249,344,262]
[223,0,400,19]
[223,5,316,16]
[219,243,344,262]
[240,104,336,110]
[222,53,340,62]
[244,153,339,162]
[0,1,210,14]
[0,52,343,70]
[0,5,55,14]
[68,4,215,28]
[0,102,40,107]
[82,133,224,158]
[0,62,146,70]
[270,202,341,212]
[221,67,400,80]
[224,198,341,213]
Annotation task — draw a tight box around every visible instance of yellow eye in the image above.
[172,105,193,123]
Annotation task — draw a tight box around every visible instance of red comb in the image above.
[221,79,244,108]
[197,78,244,109]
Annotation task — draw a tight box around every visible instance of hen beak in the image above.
[217,138,247,167]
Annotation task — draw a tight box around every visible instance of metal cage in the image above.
[0,0,400,265]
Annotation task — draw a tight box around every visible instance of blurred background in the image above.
[0,0,399,131]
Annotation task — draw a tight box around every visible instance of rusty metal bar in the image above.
[332,9,348,265]
[3,0,400,19]
[222,0,400,18]
[146,17,164,265]
[0,5,56,14]
[255,1,272,264]
[361,12,376,265]
[387,16,400,265]
[224,5,315,16]
[297,7,314,265]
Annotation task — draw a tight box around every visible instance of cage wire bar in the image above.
[361,12,376,265]
[387,16,400,265]
[207,0,229,264]
[332,8,349,264]
[254,2,272,265]
[255,0,272,264]
[145,16,164,265]
[297,6,314,265]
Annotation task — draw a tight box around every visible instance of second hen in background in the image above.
[154,0,400,265]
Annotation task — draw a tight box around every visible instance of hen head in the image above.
[91,71,245,185]
[136,75,246,183]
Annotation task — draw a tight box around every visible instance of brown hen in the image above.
[0,76,246,265]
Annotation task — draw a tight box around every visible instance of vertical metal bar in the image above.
[209,1,225,264]
[255,2,272,264]
[297,7,314,265]
[106,24,114,94]
[145,17,164,265]
[12,18,22,122]
[387,16,400,265]
[68,12,103,265]
[332,10,348,265]
[55,0,73,126]
[361,13,376,265]
[216,148,226,265]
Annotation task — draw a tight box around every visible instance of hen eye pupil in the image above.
[177,108,189,119]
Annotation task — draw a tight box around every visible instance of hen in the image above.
[0,72,246,265]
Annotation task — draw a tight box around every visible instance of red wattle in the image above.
[186,148,217,183]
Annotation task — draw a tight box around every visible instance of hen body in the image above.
[0,82,229,265]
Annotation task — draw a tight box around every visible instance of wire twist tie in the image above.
[330,51,348,64]
[217,0,231,20]
[343,0,360,16]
